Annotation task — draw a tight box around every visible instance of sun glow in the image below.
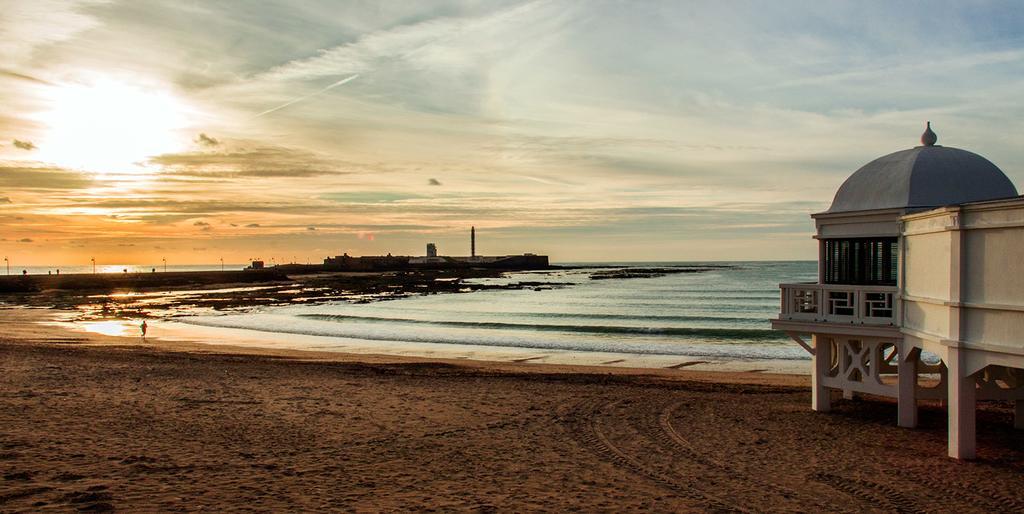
[33,77,191,174]
[77,320,139,337]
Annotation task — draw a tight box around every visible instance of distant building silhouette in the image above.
[325,226,546,269]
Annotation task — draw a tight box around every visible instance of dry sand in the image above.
[2,308,1024,512]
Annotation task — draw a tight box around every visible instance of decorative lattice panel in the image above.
[827,291,855,317]
[791,289,819,314]
[862,291,893,319]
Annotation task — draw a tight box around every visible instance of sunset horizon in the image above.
[5,2,1024,266]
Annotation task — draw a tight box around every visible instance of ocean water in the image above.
[176,261,817,367]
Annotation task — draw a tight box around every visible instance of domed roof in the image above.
[827,124,1018,213]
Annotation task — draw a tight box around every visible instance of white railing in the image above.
[779,282,898,326]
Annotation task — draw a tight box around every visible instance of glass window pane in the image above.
[822,237,897,285]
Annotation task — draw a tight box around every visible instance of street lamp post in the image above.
[162,258,167,272]
[220,257,224,271]
[4,257,8,276]
[91,257,96,274]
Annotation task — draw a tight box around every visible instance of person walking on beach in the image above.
[140,320,148,340]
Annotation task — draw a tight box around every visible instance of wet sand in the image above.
[2,309,1024,512]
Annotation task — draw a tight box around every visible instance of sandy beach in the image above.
[1,308,1023,512]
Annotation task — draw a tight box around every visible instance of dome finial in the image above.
[921,121,937,146]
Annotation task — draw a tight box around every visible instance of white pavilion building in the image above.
[772,123,1024,459]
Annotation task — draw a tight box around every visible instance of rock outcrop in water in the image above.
[588,266,731,280]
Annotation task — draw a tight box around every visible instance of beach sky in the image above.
[2,1,1024,264]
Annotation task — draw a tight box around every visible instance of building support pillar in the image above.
[812,334,831,412]
[947,346,976,459]
[1015,401,1024,430]
[898,346,920,428]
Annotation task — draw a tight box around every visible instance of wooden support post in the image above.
[812,335,831,412]
[898,346,920,428]
[787,333,814,355]
[947,346,976,459]
[1015,401,1024,430]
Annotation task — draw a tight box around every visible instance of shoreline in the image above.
[0,261,811,375]
[9,307,809,386]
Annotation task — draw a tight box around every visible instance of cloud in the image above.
[0,69,52,85]
[253,2,564,116]
[201,226,212,232]
[66,198,320,217]
[149,145,352,178]
[0,166,92,190]
[195,133,220,147]
[12,139,36,150]
[246,223,261,228]
[306,226,316,231]
[321,192,424,203]
[0,0,104,63]
[428,178,442,186]
[193,221,210,226]
[357,232,375,241]
[18,238,33,243]
[0,197,9,204]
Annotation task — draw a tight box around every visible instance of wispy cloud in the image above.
[0,69,52,85]
[0,165,92,190]
[0,0,106,63]
[148,144,354,178]
[760,48,1024,91]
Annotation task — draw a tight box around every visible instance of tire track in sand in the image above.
[809,472,926,514]
[653,400,856,514]
[566,398,749,513]
[887,468,1024,513]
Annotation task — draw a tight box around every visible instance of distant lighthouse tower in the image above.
[471,226,476,258]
